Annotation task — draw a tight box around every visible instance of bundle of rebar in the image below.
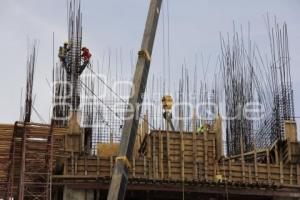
[24,41,37,123]
[220,19,295,155]
[220,26,255,155]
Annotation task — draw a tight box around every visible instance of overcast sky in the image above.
[0,0,299,135]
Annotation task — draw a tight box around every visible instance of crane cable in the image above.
[80,79,123,121]
[84,66,156,130]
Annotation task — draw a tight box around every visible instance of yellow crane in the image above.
[107,1,163,199]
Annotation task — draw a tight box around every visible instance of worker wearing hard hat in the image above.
[197,125,205,134]
[197,124,210,134]
[58,42,70,66]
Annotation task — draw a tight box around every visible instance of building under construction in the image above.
[0,0,299,200]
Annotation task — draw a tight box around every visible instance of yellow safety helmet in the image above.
[64,41,68,46]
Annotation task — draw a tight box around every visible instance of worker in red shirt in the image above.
[79,47,92,74]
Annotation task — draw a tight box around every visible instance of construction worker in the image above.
[197,124,211,134]
[79,47,92,74]
[58,42,70,66]
[197,125,205,134]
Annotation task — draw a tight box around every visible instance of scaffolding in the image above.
[6,122,54,200]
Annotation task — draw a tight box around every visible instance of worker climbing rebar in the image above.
[79,46,92,74]
[57,40,91,113]
[58,42,70,67]
[58,42,91,75]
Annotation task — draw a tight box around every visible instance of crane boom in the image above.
[107,0,162,199]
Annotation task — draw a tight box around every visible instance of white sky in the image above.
[0,0,299,135]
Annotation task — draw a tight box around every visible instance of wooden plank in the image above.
[167,128,171,178]
[213,139,217,177]
[71,153,75,175]
[254,142,258,182]
[96,155,100,176]
[280,159,284,184]
[75,154,78,175]
[159,130,163,178]
[148,135,152,178]
[275,143,279,164]
[290,165,293,185]
[84,154,87,175]
[110,156,113,177]
[297,165,300,185]
[97,143,119,157]
[143,156,147,177]
[248,164,252,184]
[284,120,297,142]
[288,140,292,163]
[204,130,208,180]
[267,150,271,185]
[180,130,184,181]
[228,159,232,181]
[64,157,68,175]
[152,134,156,178]
[240,137,245,183]
[132,156,136,177]
[192,110,197,179]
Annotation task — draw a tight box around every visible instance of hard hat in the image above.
[64,41,68,45]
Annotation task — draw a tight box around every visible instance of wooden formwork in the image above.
[0,124,14,196]
[0,122,300,199]
[61,129,300,189]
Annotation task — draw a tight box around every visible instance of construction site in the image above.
[0,0,300,199]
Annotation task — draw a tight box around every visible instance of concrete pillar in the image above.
[64,186,94,200]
